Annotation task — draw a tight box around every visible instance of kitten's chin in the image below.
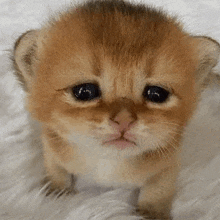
[93,145,144,160]
[77,141,145,160]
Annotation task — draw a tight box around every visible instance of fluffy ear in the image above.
[13,30,39,91]
[193,36,220,87]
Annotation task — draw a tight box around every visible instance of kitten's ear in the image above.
[193,36,220,87]
[13,30,39,91]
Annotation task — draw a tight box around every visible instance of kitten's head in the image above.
[13,0,220,159]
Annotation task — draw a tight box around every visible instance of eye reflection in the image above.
[72,83,101,101]
[143,86,170,103]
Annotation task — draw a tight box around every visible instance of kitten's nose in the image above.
[110,109,136,133]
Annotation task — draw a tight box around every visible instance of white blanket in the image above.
[1,0,220,219]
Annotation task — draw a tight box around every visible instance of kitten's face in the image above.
[28,10,199,159]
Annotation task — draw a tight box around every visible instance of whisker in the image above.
[156,145,170,160]
[159,120,201,137]
[153,132,179,161]
[167,134,181,143]
[156,146,164,158]
[159,121,183,127]
[161,147,170,160]
[167,130,183,136]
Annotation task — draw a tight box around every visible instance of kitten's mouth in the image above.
[103,137,136,150]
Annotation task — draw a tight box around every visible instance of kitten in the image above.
[13,0,220,219]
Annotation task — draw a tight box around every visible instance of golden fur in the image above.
[13,0,220,219]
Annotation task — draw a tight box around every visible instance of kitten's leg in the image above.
[42,129,76,195]
[137,166,178,219]
[43,154,71,193]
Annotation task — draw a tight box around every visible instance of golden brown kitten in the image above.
[13,0,220,219]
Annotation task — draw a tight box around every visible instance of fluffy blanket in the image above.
[1,0,220,219]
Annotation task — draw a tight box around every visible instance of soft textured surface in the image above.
[0,0,220,219]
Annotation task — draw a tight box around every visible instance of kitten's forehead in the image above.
[37,4,196,98]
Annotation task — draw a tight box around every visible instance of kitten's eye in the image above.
[72,83,101,101]
[143,86,169,103]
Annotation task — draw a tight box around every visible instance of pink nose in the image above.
[110,109,136,133]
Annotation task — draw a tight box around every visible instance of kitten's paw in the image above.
[41,178,78,197]
[45,185,77,197]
